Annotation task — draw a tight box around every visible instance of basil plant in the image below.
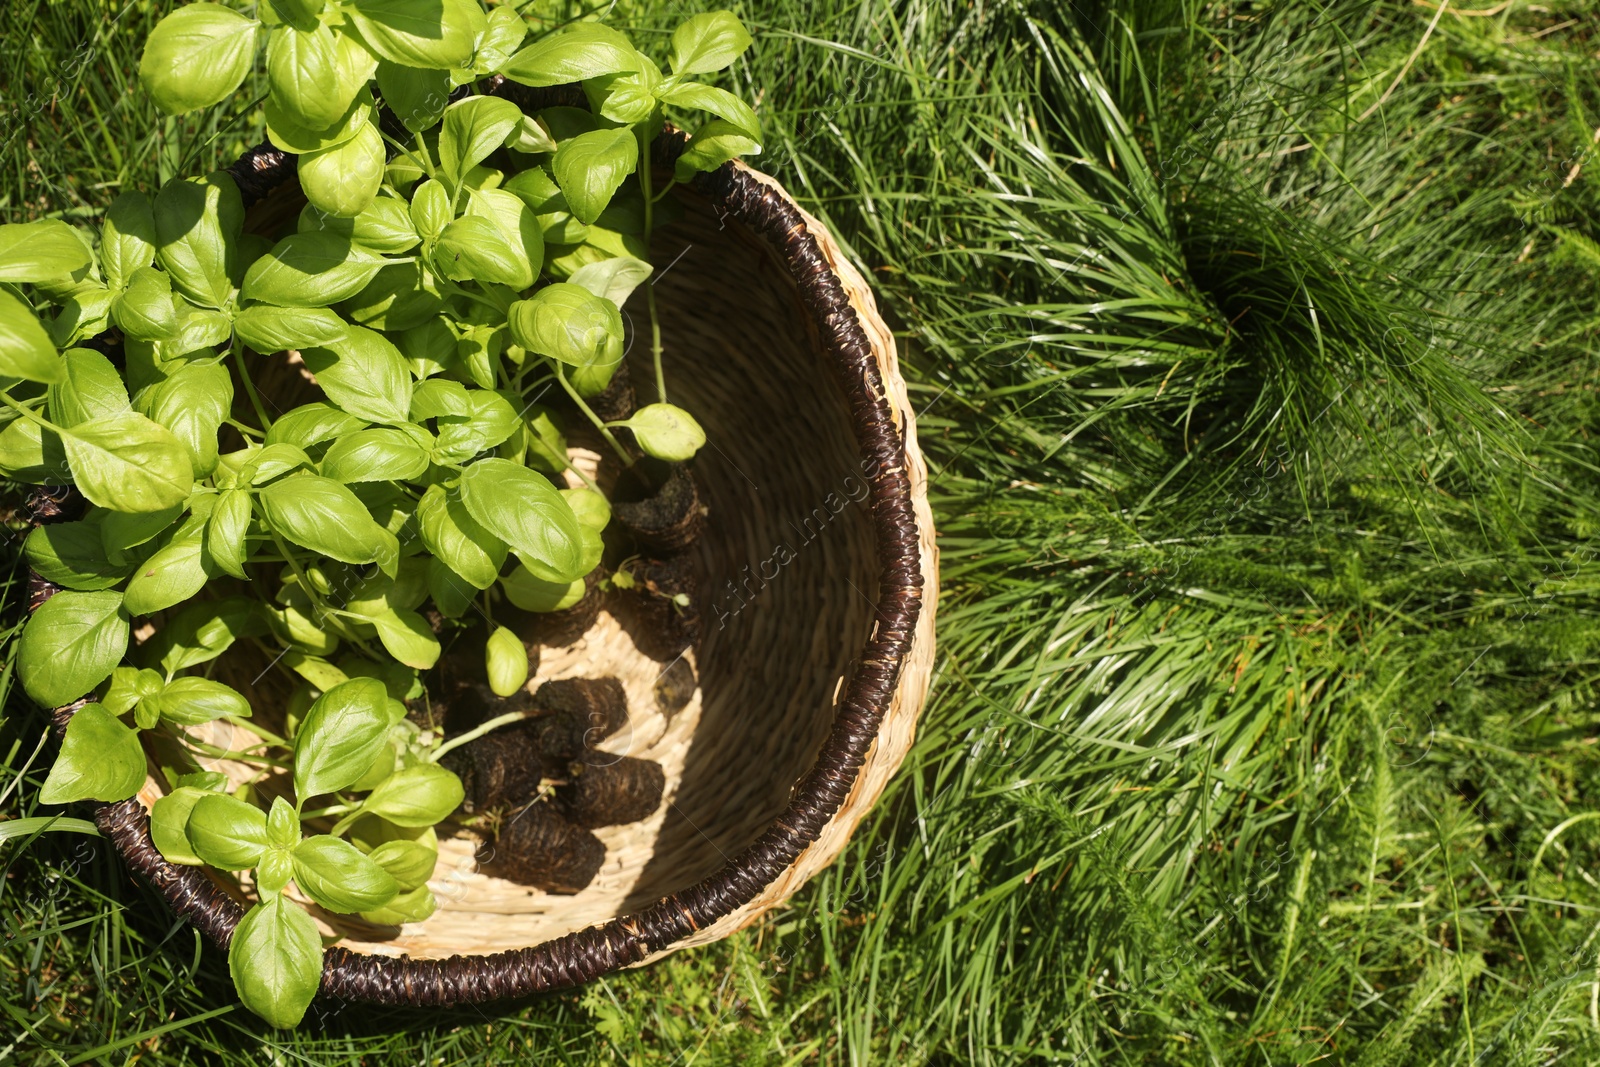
[3,0,761,1028]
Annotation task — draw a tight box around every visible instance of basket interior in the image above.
[154,180,881,959]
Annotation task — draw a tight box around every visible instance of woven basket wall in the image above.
[32,122,938,1006]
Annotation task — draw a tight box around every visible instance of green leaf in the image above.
[156,677,252,726]
[229,895,322,1029]
[360,764,463,827]
[110,267,180,342]
[0,416,65,482]
[458,458,585,582]
[593,72,658,126]
[340,196,421,255]
[241,231,385,308]
[438,96,523,192]
[502,23,638,87]
[162,305,235,359]
[266,92,372,155]
[38,704,145,805]
[522,405,567,474]
[292,834,398,913]
[267,0,324,32]
[101,506,183,566]
[102,666,157,715]
[0,291,64,384]
[551,128,638,226]
[345,0,477,69]
[294,676,392,799]
[567,254,651,308]
[359,883,436,925]
[153,173,244,310]
[657,81,761,140]
[366,838,437,891]
[668,11,753,75]
[24,520,132,591]
[0,220,93,283]
[266,22,346,130]
[243,443,314,485]
[507,282,623,374]
[508,114,558,154]
[48,348,130,429]
[299,325,412,424]
[150,786,209,865]
[299,121,386,220]
[341,261,442,332]
[208,489,252,579]
[123,525,212,617]
[369,607,441,670]
[264,402,367,448]
[185,792,268,870]
[149,597,262,674]
[266,796,299,850]
[561,486,610,530]
[139,3,260,116]
[502,566,585,612]
[464,188,544,291]
[673,119,762,182]
[409,180,452,242]
[62,412,194,513]
[258,474,400,574]
[135,362,233,477]
[432,215,527,288]
[376,60,451,134]
[484,625,529,697]
[624,403,705,461]
[18,591,129,709]
[101,193,159,292]
[320,427,430,483]
[431,387,521,464]
[48,287,116,351]
[234,306,348,355]
[257,847,293,894]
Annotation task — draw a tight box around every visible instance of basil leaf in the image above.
[161,304,234,359]
[267,0,323,32]
[139,3,260,115]
[185,792,269,870]
[228,895,322,1029]
[359,884,436,925]
[153,173,244,310]
[265,92,371,155]
[299,325,412,424]
[426,557,474,618]
[370,607,440,670]
[208,488,253,579]
[123,524,213,617]
[593,72,658,126]
[0,416,65,482]
[101,506,183,566]
[146,597,262,674]
[341,261,442,332]
[566,254,652,308]
[408,377,470,419]
[502,566,585,612]
[25,520,132,591]
[293,676,392,799]
[438,96,522,192]
[241,231,385,308]
[135,362,233,477]
[508,114,558,154]
[0,219,93,283]
[244,443,314,485]
[673,119,762,182]
[266,796,299,851]
[320,427,430,483]
[102,664,157,716]
[264,402,366,448]
[458,458,585,582]
[625,403,706,462]
[0,291,65,384]
[485,624,529,697]
[502,23,638,86]
[360,764,463,827]
[657,81,761,140]
[265,22,346,131]
[48,347,130,429]
[507,282,623,374]
[408,180,452,242]
[345,0,477,69]
[522,404,568,474]
[551,128,638,226]
[464,188,544,290]
[101,192,159,291]
[37,703,144,805]
[62,412,194,513]
[431,387,521,464]
[234,305,348,353]
[18,590,128,709]
[259,474,400,574]
[432,216,527,288]
[376,60,451,134]
[48,287,115,350]
[299,121,385,220]
[150,786,209,865]
[561,486,610,531]
[341,196,420,255]
[292,834,398,914]
[110,266,180,341]
[367,839,436,892]
[669,11,753,75]
[155,676,252,726]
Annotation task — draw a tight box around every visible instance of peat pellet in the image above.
[611,555,701,661]
[499,569,603,648]
[425,641,538,733]
[611,462,705,553]
[479,802,605,894]
[439,718,563,813]
[557,755,666,829]
[531,677,629,759]
[653,656,697,718]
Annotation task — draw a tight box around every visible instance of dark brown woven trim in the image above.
[34,106,925,1009]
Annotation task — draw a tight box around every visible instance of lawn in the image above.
[5,0,1600,1063]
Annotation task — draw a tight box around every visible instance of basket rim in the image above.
[30,99,930,1008]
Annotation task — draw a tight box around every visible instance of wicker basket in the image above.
[30,110,937,1007]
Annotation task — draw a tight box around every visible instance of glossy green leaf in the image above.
[432,215,527,288]
[299,325,412,424]
[0,220,94,284]
[359,883,436,925]
[24,519,132,591]
[657,80,761,140]
[234,305,348,353]
[464,187,544,290]
[241,231,385,308]
[367,838,436,891]
[668,11,753,75]
[229,895,322,1029]
[376,60,451,134]
[566,254,651,308]
[48,347,129,429]
[186,792,269,870]
[149,597,262,674]
[370,608,441,669]
[438,96,522,192]
[502,566,585,612]
[135,361,233,477]
[152,173,243,310]
[294,676,392,799]
[61,413,193,513]
[18,591,128,709]
[208,488,253,579]
[139,3,260,115]
[264,402,366,448]
[506,282,623,374]
[0,291,64,384]
[319,427,430,483]
[123,524,212,617]
[266,22,346,130]
[458,457,585,582]
[292,834,398,913]
[259,474,400,573]
[360,764,463,827]
[101,193,158,290]
[265,93,371,155]
[551,128,638,226]
[155,676,252,726]
[345,0,477,69]
[39,704,145,805]
[299,121,386,220]
[502,23,638,86]
[673,119,762,182]
[150,786,209,865]
[560,486,610,531]
[110,267,180,341]
[625,403,705,461]
[341,261,441,332]
[485,625,529,697]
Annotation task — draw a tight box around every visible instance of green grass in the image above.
[9,0,1600,1062]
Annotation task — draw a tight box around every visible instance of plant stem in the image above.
[555,363,632,465]
[428,710,530,763]
[225,715,285,748]
[638,127,667,403]
[231,339,274,431]
[0,389,66,434]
